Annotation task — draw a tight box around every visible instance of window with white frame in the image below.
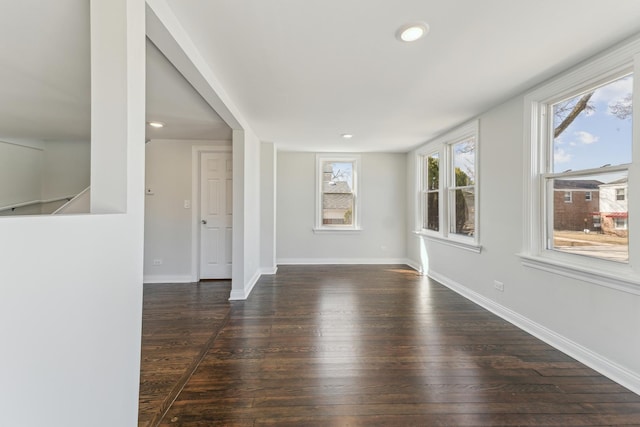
[615,217,628,230]
[523,37,639,287]
[421,152,440,231]
[315,155,360,231]
[564,191,573,203]
[417,121,479,250]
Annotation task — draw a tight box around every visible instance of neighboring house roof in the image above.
[599,177,628,187]
[323,180,351,194]
[323,193,353,210]
[554,179,602,190]
[323,181,352,210]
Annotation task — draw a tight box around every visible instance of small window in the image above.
[421,153,439,231]
[615,217,628,230]
[315,155,360,231]
[564,191,572,203]
[593,215,601,227]
[616,188,625,201]
[585,191,592,201]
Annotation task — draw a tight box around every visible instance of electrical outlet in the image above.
[184,200,191,209]
[494,280,504,292]
[152,259,162,266]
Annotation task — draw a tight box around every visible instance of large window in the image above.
[523,37,640,288]
[547,74,631,263]
[417,121,479,251]
[315,155,360,231]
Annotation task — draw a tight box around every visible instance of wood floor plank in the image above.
[138,281,231,427]
[139,265,640,426]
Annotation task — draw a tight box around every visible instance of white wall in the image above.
[144,139,231,283]
[407,91,640,393]
[41,140,91,200]
[147,1,264,301]
[0,140,43,207]
[229,129,263,299]
[277,151,406,263]
[0,139,89,211]
[260,141,277,273]
[0,1,145,426]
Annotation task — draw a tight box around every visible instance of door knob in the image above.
[201,219,207,225]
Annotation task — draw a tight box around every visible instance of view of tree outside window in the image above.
[424,153,439,231]
[549,74,632,262]
[450,138,476,236]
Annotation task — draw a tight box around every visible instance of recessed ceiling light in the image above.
[342,133,354,139]
[396,23,429,42]
[147,121,165,128]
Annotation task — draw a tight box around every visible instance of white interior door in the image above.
[199,152,232,279]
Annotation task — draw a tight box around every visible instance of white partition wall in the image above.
[0,1,146,425]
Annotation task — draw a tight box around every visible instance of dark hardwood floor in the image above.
[138,280,232,426]
[139,265,640,426]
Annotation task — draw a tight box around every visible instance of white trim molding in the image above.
[260,266,278,275]
[404,258,425,275]
[190,143,233,282]
[277,257,412,265]
[414,230,482,253]
[229,270,261,300]
[519,253,640,296]
[428,269,640,396]
[143,275,194,284]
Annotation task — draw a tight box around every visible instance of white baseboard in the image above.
[404,259,424,274]
[229,270,261,301]
[277,257,410,265]
[143,275,193,284]
[260,266,278,275]
[428,269,640,396]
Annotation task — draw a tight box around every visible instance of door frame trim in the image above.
[191,144,232,282]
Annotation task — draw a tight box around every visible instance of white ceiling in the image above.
[3,1,640,152]
[146,40,232,141]
[163,0,640,152]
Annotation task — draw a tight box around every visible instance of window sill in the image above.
[313,227,362,234]
[413,230,482,253]
[518,253,640,296]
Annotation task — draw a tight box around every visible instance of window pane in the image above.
[564,191,572,203]
[550,171,628,263]
[425,192,439,231]
[453,138,475,185]
[552,74,633,172]
[322,161,354,225]
[450,188,475,236]
[427,154,439,190]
